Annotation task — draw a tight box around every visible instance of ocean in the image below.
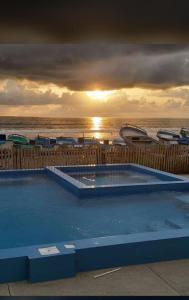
[0,117,189,140]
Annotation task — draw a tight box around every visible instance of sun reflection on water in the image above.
[91,117,102,139]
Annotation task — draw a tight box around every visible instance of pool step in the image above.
[165,219,183,229]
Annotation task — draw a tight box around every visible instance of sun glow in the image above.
[86,90,114,100]
[91,117,102,139]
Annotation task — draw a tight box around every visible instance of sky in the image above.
[0,44,189,118]
[0,1,189,118]
[0,0,189,43]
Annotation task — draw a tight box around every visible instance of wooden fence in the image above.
[1,144,189,173]
[104,144,189,173]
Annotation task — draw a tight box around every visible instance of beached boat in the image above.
[157,128,189,145]
[0,134,6,142]
[7,134,29,145]
[119,124,159,146]
[112,138,127,146]
[0,134,6,146]
[50,138,56,145]
[77,137,100,145]
[35,135,56,148]
[56,137,76,146]
[177,128,189,145]
[180,128,189,139]
[157,129,181,144]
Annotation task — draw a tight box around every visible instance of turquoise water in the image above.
[69,170,165,186]
[1,174,189,249]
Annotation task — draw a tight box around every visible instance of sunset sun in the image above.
[86,90,114,101]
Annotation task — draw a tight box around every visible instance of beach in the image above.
[0,117,189,140]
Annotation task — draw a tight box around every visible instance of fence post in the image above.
[13,147,22,169]
[96,146,102,164]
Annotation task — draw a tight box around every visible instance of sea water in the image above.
[0,117,189,140]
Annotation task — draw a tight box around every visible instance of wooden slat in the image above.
[0,144,189,173]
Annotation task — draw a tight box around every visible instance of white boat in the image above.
[119,124,159,146]
[112,138,127,146]
[157,129,181,144]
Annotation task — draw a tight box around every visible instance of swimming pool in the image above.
[51,164,186,197]
[0,165,189,283]
[67,170,169,186]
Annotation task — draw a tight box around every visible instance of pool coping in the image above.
[1,227,189,283]
[1,165,189,283]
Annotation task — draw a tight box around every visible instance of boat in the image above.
[0,134,6,141]
[157,128,189,145]
[112,138,127,146]
[7,134,29,145]
[119,124,159,146]
[56,136,76,146]
[29,138,36,145]
[177,128,189,145]
[77,137,100,145]
[35,135,54,148]
[180,128,189,139]
[157,129,181,144]
[49,138,56,145]
[0,134,6,145]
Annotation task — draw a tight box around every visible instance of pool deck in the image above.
[1,260,189,296]
[0,173,189,296]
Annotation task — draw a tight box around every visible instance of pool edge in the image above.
[1,228,189,283]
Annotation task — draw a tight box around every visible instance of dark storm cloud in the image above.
[0,0,189,42]
[0,44,189,90]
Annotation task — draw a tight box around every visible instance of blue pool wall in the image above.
[47,164,188,197]
[0,165,189,283]
[0,168,45,177]
[1,229,189,283]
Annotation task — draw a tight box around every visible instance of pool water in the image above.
[1,174,189,250]
[68,170,166,186]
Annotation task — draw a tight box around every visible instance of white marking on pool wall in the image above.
[64,244,76,249]
[38,246,60,256]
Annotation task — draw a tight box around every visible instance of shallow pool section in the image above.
[0,166,189,283]
[68,170,165,186]
[51,164,186,197]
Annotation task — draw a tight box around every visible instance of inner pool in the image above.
[68,169,167,186]
[1,173,189,250]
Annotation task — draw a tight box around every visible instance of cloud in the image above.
[0,45,189,91]
[0,1,189,43]
[1,80,189,117]
[0,80,64,105]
